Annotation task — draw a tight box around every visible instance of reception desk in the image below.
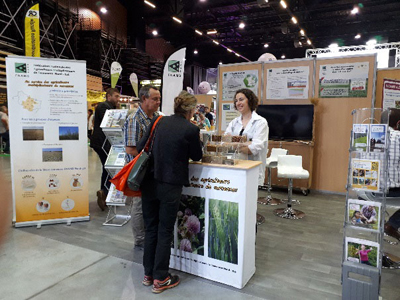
[170,160,261,289]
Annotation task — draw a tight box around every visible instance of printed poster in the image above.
[348,199,381,231]
[6,56,89,226]
[221,103,240,131]
[382,79,400,110]
[222,70,259,101]
[266,66,310,99]
[345,237,380,268]
[319,62,369,98]
[351,159,380,191]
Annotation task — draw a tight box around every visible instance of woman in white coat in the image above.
[225,88,269,186]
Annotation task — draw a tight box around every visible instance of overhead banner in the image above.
[162,48,186,116]
[6,56,89,227]
[129,73,138,97]
[222,70,259,101]
[24,3,40,57]
[110,62,122,88]
[266,66,310,99]
[319,62,369,98]
[382,79,400,110]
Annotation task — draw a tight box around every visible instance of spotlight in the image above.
[307,39,312,45]
[195,30,203,35]
[212,40,219,45]
[219,62,222,65]
[355,34,361,39]
[100,7,107,13]
[281,55,286,59]
[300,29,305,36]
[207,30,217,35]
[239,22,245,29]
[144,0,156,8]
[366,39,377,46]
[235,53,240,57]
[264,43,269,48]
[291,17,297,24]
[227,48,233,52]
[280,1,287,9]
[152,30,158,36]
[194,50,198,54]
[172,16,182,24]
[351,7,359,15]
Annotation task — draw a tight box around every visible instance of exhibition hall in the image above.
[1,0,400,299]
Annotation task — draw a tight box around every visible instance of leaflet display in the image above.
[6,56,89,226]
[100,109,128,128]
[345,237,380,268]
[352,124,387,152]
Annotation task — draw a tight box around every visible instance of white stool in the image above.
[258,148,288,206]
[274,155,309,220]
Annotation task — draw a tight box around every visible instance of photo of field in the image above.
[42,148,63,162]
[22,126,44,141]
[208,199,238,264]
[59,126,79,140]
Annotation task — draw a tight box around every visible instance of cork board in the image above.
[195,94,214,108]
[375,67,400,109]
[217,63,263,133]
[87,74,102,92]
[312,54,377,193]
[263,58,314,105]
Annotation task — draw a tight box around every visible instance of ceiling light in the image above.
[298,41,302,46]
[207,30,217,35]
[152,30,158,36]
[239,22,245,29]
[265,0,269,2]
[281,55,286,59]
[144,0,156,8]
[227,48,233,52]
[219,62,222,65]
[280,1,287,9]
[194,50,198,54]
[366,39,377,46]
[291,17,297,24]
[351,7,359,15]
[100,7,107,13]
[235,53,240,57]
[264,43,269,48]
[329,43,339,49]
[355,34,361,39]
[300,29,305,36]
[195,30,203,35]
[307,39,312,45]
[172,16,182,24]
[212,40,219,45]
[200,0,206,2]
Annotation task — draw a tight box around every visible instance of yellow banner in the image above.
[25,3,40,57]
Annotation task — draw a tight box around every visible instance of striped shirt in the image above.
[124,106,158,162]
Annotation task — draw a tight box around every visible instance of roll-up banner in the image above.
[6,56,89,227]
[111,62,122,88]
[24,3,40,57]
[161,48,186,116]
[129,73,138,97]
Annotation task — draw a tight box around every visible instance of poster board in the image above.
[313,54,376,193]
[263,58,314,104]
[6,56,89,227]
[217,62,263,133]
[375,67,400,109]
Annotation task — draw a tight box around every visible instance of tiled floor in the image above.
[1,147,399,300]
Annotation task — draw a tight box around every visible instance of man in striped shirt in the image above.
[124,85,160,248]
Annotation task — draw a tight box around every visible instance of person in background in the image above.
[87,109,93,138]
[0,106,10,154]
[124,86,160,249]
[137,91,202,294]
[198,112,211,129]
[204,106,214,126]
[90,88,120,210]
[225,88,269,186]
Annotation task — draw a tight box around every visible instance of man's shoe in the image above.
[142,275,153,286]
[384,223,400,241]
[96,190,107,211]
[152,274,180,294]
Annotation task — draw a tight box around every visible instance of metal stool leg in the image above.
[274,178,305,219]
[258,167,284,205]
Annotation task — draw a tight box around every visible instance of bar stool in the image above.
[258,148,288,206]
[274,155,309,220]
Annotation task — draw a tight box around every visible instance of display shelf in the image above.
[100,109,128,129]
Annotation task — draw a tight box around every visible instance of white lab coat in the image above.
[225,111,269,185]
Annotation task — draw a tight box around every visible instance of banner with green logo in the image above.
[110,62,122,88]
[161,48,186,115]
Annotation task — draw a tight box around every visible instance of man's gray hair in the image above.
[139,85,158,102]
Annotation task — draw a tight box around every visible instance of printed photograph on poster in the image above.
[70,175,83,189]
[22,126,44,141]
[46,176,60,190]
[348,199,381,231]
[345,237,379,268]
[36,200,50,213]
[208,199,238,264]
[222,70,259,101]
[266,66,310,100]
[61,198,75,211]
[59,126,79,140]
[382,79,400,110]
[177,195,205,255]
[370,124,387,152]
[352,124,369,151]
[319,62,369,98]
[351,159,380,191]
[42,148,63,162]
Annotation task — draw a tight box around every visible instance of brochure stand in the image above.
[341,108,389,300]
[101,109,132,227]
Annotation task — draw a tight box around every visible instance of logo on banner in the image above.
[15,63,28,73]
[168,60,182,77]
[27,9,39,18]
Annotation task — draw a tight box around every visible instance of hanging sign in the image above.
[110,62,122,88]
[129,73,138,97]
[6,56,89,227]
[24,3,40,57]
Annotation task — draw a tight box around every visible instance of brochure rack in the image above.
[342,108,389,300]
[101,109,132,227]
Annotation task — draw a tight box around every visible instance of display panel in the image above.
[256,104,314,141]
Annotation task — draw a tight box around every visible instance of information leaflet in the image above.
[6,56,89,226]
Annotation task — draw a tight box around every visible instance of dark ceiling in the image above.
[124,0,400,67]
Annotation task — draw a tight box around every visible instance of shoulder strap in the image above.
[144,116,163,152]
